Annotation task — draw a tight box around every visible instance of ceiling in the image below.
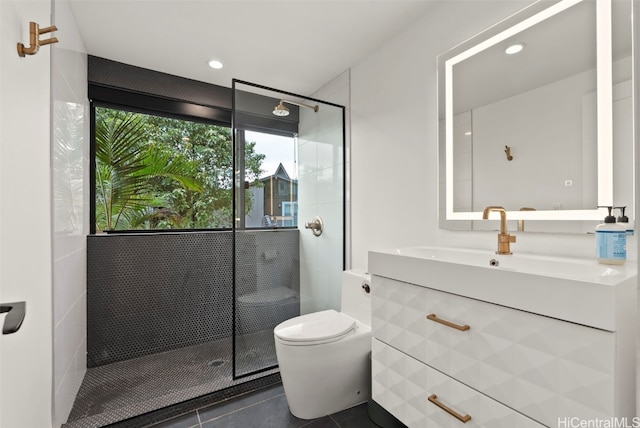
[453,0,598,114]
[445,0,631,114]
[68,0,438,96]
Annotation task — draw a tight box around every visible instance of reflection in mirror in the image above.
[437,0,633,233]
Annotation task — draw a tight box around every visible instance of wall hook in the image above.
[17,21,59,57]
[504,145,513,161]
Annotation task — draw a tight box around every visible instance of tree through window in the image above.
[94,107,264,231]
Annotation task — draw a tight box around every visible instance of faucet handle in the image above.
[496,233,515,255]
[498,233,515,242]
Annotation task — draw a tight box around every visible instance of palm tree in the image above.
[95,109,203,230]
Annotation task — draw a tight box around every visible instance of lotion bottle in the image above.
[615,206,634,236]
[596,206,626,265]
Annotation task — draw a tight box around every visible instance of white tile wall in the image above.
[299,70,350,314]
[0,1,54,427]
[52,0,88,425]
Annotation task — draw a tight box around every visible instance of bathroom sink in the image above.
[368,246,637,331]
[387,246,625,282]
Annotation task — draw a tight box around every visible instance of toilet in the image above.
[273,270,372,419]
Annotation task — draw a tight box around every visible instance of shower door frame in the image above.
[231,79,347,380]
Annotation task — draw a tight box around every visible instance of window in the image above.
[243,131,298,228]
[94,106,263,231]
[281,201,298,227]
[278,181,288,196]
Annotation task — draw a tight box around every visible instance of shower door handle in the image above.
[0,301,26,334]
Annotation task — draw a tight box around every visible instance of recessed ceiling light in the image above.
[504,43,525,55]
[208,59,223,69]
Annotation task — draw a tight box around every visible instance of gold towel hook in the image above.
[17,21,59,57]
[504,145,513,161]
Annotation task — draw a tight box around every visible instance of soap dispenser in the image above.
[596,206,626,265]
[615,206,634,236]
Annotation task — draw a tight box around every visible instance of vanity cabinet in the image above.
[372,339,545,427]
[371,275,635,428]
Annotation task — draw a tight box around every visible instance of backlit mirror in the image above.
[438,0,633,233]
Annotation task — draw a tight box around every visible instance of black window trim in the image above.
[89,84,232,127]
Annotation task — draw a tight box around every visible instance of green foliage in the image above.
[95,107,264,231]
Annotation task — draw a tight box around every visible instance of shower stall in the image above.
[64,76,346,427]
[232,80,347,379]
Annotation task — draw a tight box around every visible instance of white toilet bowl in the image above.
[273,270,372,419]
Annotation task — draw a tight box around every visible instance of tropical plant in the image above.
[94,107,265,231]
[140,115,264,229]
[94,109,204,230]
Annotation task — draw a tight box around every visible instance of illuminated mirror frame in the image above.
[442,0,612,222]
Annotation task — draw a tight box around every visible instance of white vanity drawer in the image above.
[372,276,616,426]
[372,338,545,428]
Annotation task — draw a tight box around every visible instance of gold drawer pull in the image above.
[427,313,470,331]
[428,394,472,423]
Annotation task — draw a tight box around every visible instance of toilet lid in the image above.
[274,309,355,344]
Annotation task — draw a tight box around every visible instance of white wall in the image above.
[349,0,638,268]
[0,1,54,426]
[0,1,87,426]
[349,0,640,414]
[51,0,88,425]
[453,65,633,235]
[473,70,594,213]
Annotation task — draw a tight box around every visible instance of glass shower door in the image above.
[232,80,345,378]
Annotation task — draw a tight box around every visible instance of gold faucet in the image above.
[482,206,516,255]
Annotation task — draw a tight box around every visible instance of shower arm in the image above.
[280,99,319,113]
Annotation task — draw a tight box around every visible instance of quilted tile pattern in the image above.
[372,339,545,428]
[372,277,616,426]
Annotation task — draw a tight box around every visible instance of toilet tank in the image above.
[340,269,371,326]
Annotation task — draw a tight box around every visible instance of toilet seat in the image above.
[274,309,356,345]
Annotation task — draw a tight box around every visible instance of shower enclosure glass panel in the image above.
[296,95,345,315]
[243,131,298,228]
[232,80,345,379]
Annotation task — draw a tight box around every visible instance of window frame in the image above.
[89,80,235,234]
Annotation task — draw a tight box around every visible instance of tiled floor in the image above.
[149,383,381,428]
[65,332,279,428]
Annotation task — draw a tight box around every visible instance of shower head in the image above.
[272,99,319,117]
[273,101,290,117]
